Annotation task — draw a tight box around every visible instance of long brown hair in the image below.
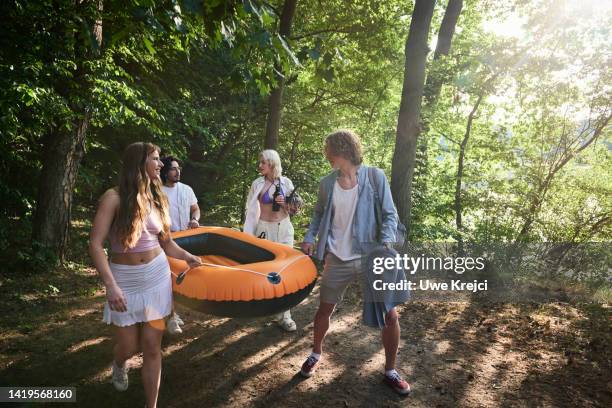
[114,142,171,249]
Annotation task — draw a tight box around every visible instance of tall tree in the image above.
[453,92,483,251]
[424,0,463,106]
[264,0,298,149]
[391,0,436,234]
[412,0,463,238]
[32,0,103,261]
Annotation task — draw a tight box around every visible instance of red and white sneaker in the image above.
[300,355,320,378]
[383,371,411,395]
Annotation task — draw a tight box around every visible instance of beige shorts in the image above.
[319,252,364,304]
[255,217,294,247]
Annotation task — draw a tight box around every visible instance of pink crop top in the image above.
[110,209,163,253]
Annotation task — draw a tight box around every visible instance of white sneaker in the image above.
[278,317,297,331]
[167,314,183,335]
[173,312,185,326]
[275,311,297,332]
[111,361,129,391]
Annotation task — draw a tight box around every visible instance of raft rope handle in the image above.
[171,254,310,285]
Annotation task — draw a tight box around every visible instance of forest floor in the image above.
[0,260,610,408]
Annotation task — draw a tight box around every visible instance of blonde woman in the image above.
[89,142,201,408]
[244,149,297,331]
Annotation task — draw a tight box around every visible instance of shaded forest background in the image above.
[0,0,610,290]
[1,3,610,406]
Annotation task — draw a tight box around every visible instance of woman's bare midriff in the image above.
[110,247,163,265]
[259,202,289,222]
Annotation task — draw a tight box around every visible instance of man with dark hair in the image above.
[161,156,201,334]
[161,157,200,232]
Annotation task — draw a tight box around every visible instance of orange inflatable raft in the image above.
[168,227,318,317]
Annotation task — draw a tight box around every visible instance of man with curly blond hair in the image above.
[299,130,411,395]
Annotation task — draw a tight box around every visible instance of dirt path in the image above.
[0,270,610,407]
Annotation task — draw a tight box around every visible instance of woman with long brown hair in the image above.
[89,142,201,408]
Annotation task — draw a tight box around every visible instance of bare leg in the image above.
[382,308,400,370]
[114,325,140,367]
[140,320,164,408]
[313,302,336,354]
[274,229,296,328]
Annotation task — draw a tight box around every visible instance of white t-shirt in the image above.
[162,182,198,232]
[327,180,360,261]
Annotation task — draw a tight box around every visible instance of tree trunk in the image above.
[240,142,251,226]
[31,0,102,262]
[425,0,463,106]
[264,0,298,149]
[33,119,89,260]
[454,93,483,253]
[287,125,303,172]
[391,0,436,234]
[413,0,463,234]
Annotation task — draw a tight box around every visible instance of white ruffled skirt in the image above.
[103,251,172,327]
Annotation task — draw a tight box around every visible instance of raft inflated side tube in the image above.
[168,227,318,318]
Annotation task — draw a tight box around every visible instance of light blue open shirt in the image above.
[303,166,400,261]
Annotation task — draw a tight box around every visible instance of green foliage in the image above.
[411,0,611,245]
[0,0,609,281]
[0,0,300,269]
